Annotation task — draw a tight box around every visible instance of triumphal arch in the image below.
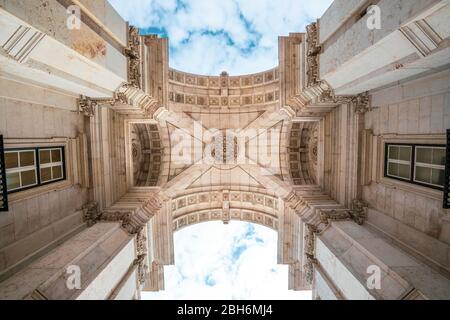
[1,0,450,299]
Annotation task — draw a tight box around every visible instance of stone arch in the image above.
[173,209,278,232]
[131,123,167,186]
[288,122,318,185]
[170,190,280,232]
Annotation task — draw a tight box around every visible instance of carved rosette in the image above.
[124,26,142,89]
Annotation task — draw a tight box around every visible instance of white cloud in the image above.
[107,0,331,299]
[107,0,333,75]
[141,221,312,300]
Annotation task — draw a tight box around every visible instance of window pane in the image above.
[432,148,445,166]
[40,167,52,182]
[388,162,398,176]
[52,166,62,179]
[399,147,411,162]
[20,151,35,167]
[21,170,36,187]
[416,147,432,164]
[5,152,18,169]
[389,146,399,160]
[415,166,431,184]
[431,169,445,186]
[40,150,51,164]
[6,172,20,190]
[399,164,411,179]
[51,149,61,162]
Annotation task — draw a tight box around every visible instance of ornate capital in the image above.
[78,96,98,117]
[352,92,371,114]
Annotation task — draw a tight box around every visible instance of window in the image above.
[444,130,450,209]
[385,144,446,190]
[4,147,65,193]
[0,135,8,211]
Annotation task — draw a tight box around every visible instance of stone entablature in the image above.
[168,67,280,108]
[171,190,279,213]
[169,67,279,88]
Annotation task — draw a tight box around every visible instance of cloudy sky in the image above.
[141,221,312,300]
[108,0,333,300]
[108,0,333,75]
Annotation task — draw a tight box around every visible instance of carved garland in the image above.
[124,26,142,89]
[306,22,322,88]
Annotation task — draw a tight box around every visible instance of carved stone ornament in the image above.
[124,26,142,89]
[352,92,371,114]
[82,202,100,227]
[134,229,149,285]
[78,96,98,117]
[285,191,306,212]
[350,198,368,225]
[304,253,318,285]
[306,22,322,88]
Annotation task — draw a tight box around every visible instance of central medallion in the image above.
[211,132,239,165]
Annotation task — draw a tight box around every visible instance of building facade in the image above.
[0,0,450,299]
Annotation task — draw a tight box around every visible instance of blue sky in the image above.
[108,0,333,75]
[108,0,334,299]
[141,221,312,300]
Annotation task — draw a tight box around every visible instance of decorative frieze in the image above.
[168,90,280,107]
[168,68,279,88]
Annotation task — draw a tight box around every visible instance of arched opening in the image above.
[131,123,163,186]
[142,221,312,300]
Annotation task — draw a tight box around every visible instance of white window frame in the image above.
[386,145,412,181]
[5,149,38,191]
[5,146,65,193]
[39,148,64,183]
[413,146,446,188]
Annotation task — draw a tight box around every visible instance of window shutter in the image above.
[0,135,8,212]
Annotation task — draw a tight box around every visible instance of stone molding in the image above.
[285,22,371,114]
[77,83,159,117]
[302,199,368,285]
